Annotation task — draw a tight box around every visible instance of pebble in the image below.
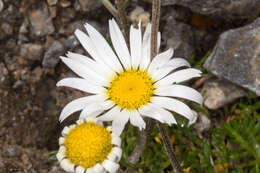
[60,0,72,8]
[42,40,65,68]
[47,0,58,6]
[5,146,21,158]
[78,0,102,12]
[201,79,246,110]
[20,43,43,61]
[29,2,55,37]
[0,0,3,12]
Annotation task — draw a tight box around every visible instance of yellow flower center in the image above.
[107,69,155,110]
[64,122,112,168]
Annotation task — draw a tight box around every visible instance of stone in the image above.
[5,146,21,158]
[0,0,3,12]
[201,79,246,110]
[143,0,260,21]
[28,2,55,37]
[1,22,13,36]
[0,63,9,87]
[47,0,58,6]
[78,0,102,12]
[193,113,211,138]
[20,43,43,61]
[204,18,260,96]
[42,40,65,68]
[162,13,195,59]
[60,0,72,8]
[129,6,150,27]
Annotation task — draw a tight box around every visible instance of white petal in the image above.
[85,23,123,72]
[79,101,114,118]
[157,31,161,52]
[152,66,175,81]
[102,159,120,173]
[60,56,106,84]
[59,95,104,122]
[129,111,146,130]
[109,19,131,69]
[59,137,65,145]
[162,58,191,69]
[60,159,75,172]
[93,163,105,173]
[57,78,104,94]
[151,96,196,123]
[66,51,115,82]
[79,104,104,119]
[107,152,117,162]
[76,166,86,173]
[155,85,203,105]
[130,24,142,68]
[74,29,106,64]
[139,104,165,123]
[139,103,176,124]
[98,106,120,121]
[112,147,122,162]
[112,110,130,136]
[139,23,151,70]
[156,68,202,86]
[111,133,121,146]
[86,168,95,173]
[148,48,173,74]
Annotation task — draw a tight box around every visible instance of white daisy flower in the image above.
[57,19,203,135]
[57,118,122,173]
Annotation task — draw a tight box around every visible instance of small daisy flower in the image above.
[57,19,203,135]
[57,118,122,173]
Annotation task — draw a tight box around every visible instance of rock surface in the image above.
[42,40,65,68]
[28,2,55,36]
[78,0,102,12]
[204,18,260,96]
[162,10,195,59]
[201,79,246,110]
[143,0,260,21]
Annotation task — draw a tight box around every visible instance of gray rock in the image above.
[47,0,58,6]
[42,40,65,68]
[201,79,246,110]
[5,146,21,158]
[204,18,260,96]
[78,0,102,12]
[20,43,43,61]
[0,63,9,87]
[28,2,55,37]
[0,0,3,12]
[1,22,13,36]
[193,113,211,138]
[143,0,260,21]
[162,13,195,59]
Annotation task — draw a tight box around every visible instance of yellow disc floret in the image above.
[64,122,112,168]
[107,69,155,110]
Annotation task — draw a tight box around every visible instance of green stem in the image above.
[157,122,183,173]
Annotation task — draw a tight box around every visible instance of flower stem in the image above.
[157,122,183,173]
[115,0,130,45]
[150,0,161,59]
[124,118,154,173]
[101,0,118,19]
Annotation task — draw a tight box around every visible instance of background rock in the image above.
[143,0,260,21]
[201,79,246,110]
[162,10,195,59]
[42,40,65,68]
[28,2,55,37]
[78,0,102,12]
[204,18,260,96]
